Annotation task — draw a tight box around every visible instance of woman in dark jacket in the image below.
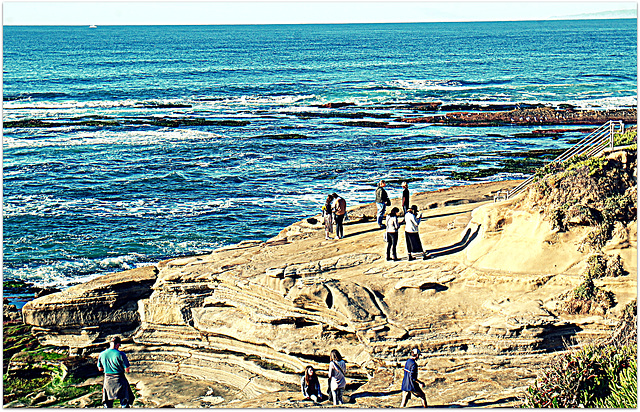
[301,365,325,403]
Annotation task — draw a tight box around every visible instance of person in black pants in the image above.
[385,207,400,261]
[401,182,410,216]
[331,193,347,239]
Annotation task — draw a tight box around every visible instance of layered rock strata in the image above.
[21,175,637,407]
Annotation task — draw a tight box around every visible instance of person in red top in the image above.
[331,193,347,240]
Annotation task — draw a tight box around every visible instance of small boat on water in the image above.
[89,25,97,29]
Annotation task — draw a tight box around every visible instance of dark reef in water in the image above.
[397,106,636,127]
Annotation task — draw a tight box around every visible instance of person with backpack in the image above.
[375,180,391,229]
[328,349,347,405]
[322,194,334,240]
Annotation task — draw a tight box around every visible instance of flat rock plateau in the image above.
[17,149,638,407]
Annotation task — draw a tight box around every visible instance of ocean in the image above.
[3,19,637,289]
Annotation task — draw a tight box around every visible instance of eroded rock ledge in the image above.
[21,176,637,408]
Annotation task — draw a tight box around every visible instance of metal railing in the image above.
[502,120,625,200]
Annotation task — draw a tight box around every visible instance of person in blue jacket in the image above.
[400,348,427,407]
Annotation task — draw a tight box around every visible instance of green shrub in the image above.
[613,130,637,147]
[603,193,635,223]
[579,223,611,252]
[574,275,597,300]
[523,343,637,408]
[565,204,600,226]
[565,157,608,176]
[548,207,567,231]
[586,255,607,279]
[604,254,625,278]
[564,272,615,315]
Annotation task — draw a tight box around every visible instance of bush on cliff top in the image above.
[523,300,637,408]
[531,146,637,253]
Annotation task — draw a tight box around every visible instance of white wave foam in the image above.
[387,79,473,91]
[3,195,235,219]
[2,128,224,149]
[562,95,638,109]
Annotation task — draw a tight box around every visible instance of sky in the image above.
[2,1,637,26]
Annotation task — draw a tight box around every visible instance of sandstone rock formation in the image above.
[21,162,637,407]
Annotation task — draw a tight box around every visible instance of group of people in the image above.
[322,193,347,240]
[100,338,427,408]
[300,347,428,407]
[300,349,347,405]
[321,181,430,260]
[377,180,431,261]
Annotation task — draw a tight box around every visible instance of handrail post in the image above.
[609,120,614,149]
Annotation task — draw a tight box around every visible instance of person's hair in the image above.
[389,207,399,216]
[402,181,408,187]
[330,349,342,362]
[411,205,418,212]
[331,193,338,198]
[325,195,333,209]
[379,180,385,187]
[304,365,318,386]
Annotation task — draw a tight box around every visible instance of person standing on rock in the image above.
[322,195,334,240]
[405,205,430,261]
[386,207,400,261]
[400,348,427,408]
[301,365,326,403]
[332,193,347,240]
[401,181,410,217]
[328,349,347,405]
[376,180,391,229]
[97,336,134,408]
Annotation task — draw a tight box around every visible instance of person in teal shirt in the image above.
[97,336,133,408]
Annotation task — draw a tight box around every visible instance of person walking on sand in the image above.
[322,195,334,240]
[400,348,428,408]
[301,365,326,403]
[332,193,347,240]
[405,205,430,261]
[401,182,410,217]
[375,180,391,229]
[386,207,400,261]
[328,349,347,405]
[97,336,134,408]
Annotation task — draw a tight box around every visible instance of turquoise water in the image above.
[3,20,637,287]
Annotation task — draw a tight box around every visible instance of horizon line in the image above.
[4,16,638,27]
